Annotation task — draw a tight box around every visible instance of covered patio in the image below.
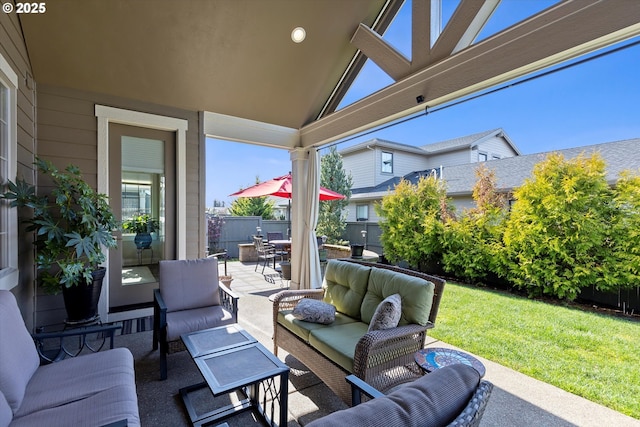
[120,260,636,426]
[1,1,640,425]
[4,0,639,329]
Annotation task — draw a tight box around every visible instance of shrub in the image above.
[502,153,615,299]
[609,170,640,288]
[442,164,507,282]
[375,176,452,270]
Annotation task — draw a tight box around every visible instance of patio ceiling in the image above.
[19,0,640,149]
[19,0,400,130]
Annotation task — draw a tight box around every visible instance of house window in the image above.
[478,152,488,162]
[381,151,393,173]
[0,53,18,290]
[356,204,369,221]
[121,182,152,222]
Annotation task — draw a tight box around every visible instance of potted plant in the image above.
[121,214,159,249]
[1,158,118,324]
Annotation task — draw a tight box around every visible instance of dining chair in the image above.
[253,235,278,274]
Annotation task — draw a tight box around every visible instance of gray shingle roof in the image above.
[419,129,499,152]
[444,138,640,195]
[339,138,426,155]
[353,138,640,196]
[340,128,521,157]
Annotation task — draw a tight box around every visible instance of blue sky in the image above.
[207,0,640,207]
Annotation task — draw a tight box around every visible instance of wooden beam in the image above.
[351,23,411,81]
[410,0,435,71]
[301,0,640,147]
[430,0,500,64]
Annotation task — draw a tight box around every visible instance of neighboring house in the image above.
[344,135,640,219]
[443,137,640,210]
[342,129,520,221]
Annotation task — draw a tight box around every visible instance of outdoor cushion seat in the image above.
[308,322,369,372]
[11,349,138,427]
[277,310,358,342]
[307,364,492,427]
[165,306,235,342]
[0,290,140,427]
[153,256,239,380]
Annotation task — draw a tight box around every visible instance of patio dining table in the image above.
[269,239,291,260]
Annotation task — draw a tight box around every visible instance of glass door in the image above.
[108,124,176,312]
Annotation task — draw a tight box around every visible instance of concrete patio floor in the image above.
[220,260,639,427]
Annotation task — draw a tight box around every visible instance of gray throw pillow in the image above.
[368,293,402,332]
[292,298,336,324]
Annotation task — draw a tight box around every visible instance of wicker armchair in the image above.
[307,364,493,427]
[272,259,445,403]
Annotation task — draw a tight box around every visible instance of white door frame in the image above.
[95,105,188,322]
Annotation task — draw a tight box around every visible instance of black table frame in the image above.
[180,325,289,427]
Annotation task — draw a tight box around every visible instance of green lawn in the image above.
[429,282,640,419]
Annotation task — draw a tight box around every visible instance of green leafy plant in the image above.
[441,164,507,282]
[502,152,616,299]
[229,177,275,219]
[317,146,352,244]
[1,158,117,294]
[121,213,159,234]
[375,175,452,271]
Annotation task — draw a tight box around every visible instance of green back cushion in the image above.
[361,268,434,326]
[322,260,371,319]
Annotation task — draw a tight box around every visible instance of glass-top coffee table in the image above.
[180,324,289,427]
[415,347,486,377]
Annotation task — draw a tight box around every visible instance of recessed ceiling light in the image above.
[291,27,306,43]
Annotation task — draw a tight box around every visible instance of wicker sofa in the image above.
[272,259,445,403]
[0,290,140,427]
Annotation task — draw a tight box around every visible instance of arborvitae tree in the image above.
[317,146,352,244]
[502,152,615,300]
[610,170,640,289]
[375,176,451,271]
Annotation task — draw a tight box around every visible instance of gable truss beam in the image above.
[302,0,640,147]
[428,0,500,66]
[351,0,499,81]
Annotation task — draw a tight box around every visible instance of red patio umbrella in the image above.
[229,173,346,201]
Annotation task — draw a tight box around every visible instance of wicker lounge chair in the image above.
[307,364,493,427]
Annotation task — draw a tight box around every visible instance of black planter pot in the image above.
[350,244,364,258]
[61,267,105,325]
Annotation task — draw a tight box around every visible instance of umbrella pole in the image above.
[287,199,291,239]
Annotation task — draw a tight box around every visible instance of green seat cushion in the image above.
[278,310,358,342]
[322,260,371,319]
[308,322,369,372]
[361,268,435,326]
